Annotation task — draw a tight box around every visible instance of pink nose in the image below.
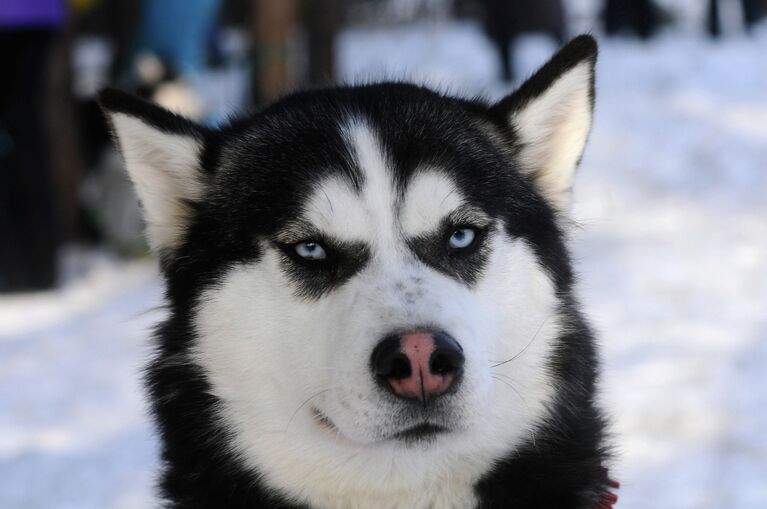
[371,330,464,403]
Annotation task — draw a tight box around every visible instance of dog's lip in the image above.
[390,422,447,442]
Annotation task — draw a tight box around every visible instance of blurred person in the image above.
[133,0,222,79]
[129,0,223,119]
[302,0,347,86]
[707,0,767,37]
[250,0,298,103]
[601,0,663,39]
[0,0,67,291]
[480,0,566,83]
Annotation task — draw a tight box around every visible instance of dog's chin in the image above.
[310,406,451,447]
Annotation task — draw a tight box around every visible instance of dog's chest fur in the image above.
[307,479,478,509]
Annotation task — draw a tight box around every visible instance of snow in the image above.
[0,258,162,509]
[575,35,767,509]
[3,18,767,509]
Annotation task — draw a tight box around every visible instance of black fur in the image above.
[100,35,610,509]
[408,219,493,286]
[276,237,371,299]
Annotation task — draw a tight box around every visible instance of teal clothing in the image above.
[134,0,221,76]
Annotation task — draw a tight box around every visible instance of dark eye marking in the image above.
[273,231,370,299]
[408,215,494,286]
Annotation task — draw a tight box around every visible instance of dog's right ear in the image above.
[99,88,209,258]
[491,35,597,212]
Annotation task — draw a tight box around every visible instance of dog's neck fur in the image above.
[305,477,478,509]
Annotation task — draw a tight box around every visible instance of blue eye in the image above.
[448,228,476,249]
[294,242,327,260]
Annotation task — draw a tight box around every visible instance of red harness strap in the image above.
[597,467,620,508]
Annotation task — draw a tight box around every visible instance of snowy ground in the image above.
[3,19,767,509]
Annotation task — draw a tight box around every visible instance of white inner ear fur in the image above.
[109,113,203,253]
[511,61,593,211]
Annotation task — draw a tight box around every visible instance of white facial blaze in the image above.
[511,61,593,211]
[108,113,203,253]
[343,120,399,247]
[191,119,562,509]
[301,121,398,245]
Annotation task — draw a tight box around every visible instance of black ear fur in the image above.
[98,88,206,138]
[491,35,597,118]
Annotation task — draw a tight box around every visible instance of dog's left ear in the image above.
[491,35,597,211]
[98,89,210,260]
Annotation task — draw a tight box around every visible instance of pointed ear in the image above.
[491,35,597,211]
[99,89,208,258]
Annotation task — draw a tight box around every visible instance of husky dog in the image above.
[101,35,615,509]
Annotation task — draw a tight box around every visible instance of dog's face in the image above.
[103,37,596,504]
[191,113,557,448]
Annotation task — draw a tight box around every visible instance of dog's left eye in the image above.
[448,227,476,249]
[294,242,327,260]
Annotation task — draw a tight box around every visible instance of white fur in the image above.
[109,113,203,253]
[342,119,400,248]
[399,170,468,236]
[191,120,562,508]
[512,61,593,211]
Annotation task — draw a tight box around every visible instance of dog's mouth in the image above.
[310,406,448,444]
[390,423,447,443]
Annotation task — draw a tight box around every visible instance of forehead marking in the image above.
[344,119,398,245]
[301,119,399,244]
[300,122,473,247]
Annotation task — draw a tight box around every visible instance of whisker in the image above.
[491,375,531,415]
[489,314,552,368]
[490,372,516,384]
[285,388,336,433]
[440,188,457,208]
[322,189,334,214]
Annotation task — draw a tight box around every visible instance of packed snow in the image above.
[2,18,766,509]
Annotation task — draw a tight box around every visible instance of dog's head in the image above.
[102,36,597,499]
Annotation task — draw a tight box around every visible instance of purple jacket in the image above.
[0,0,65,28]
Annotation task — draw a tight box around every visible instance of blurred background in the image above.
[1,0,766,507]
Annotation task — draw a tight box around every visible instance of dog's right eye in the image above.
[293,241,327,261]
[448,227,476,249]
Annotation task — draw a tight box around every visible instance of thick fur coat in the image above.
[101,35,614,509]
